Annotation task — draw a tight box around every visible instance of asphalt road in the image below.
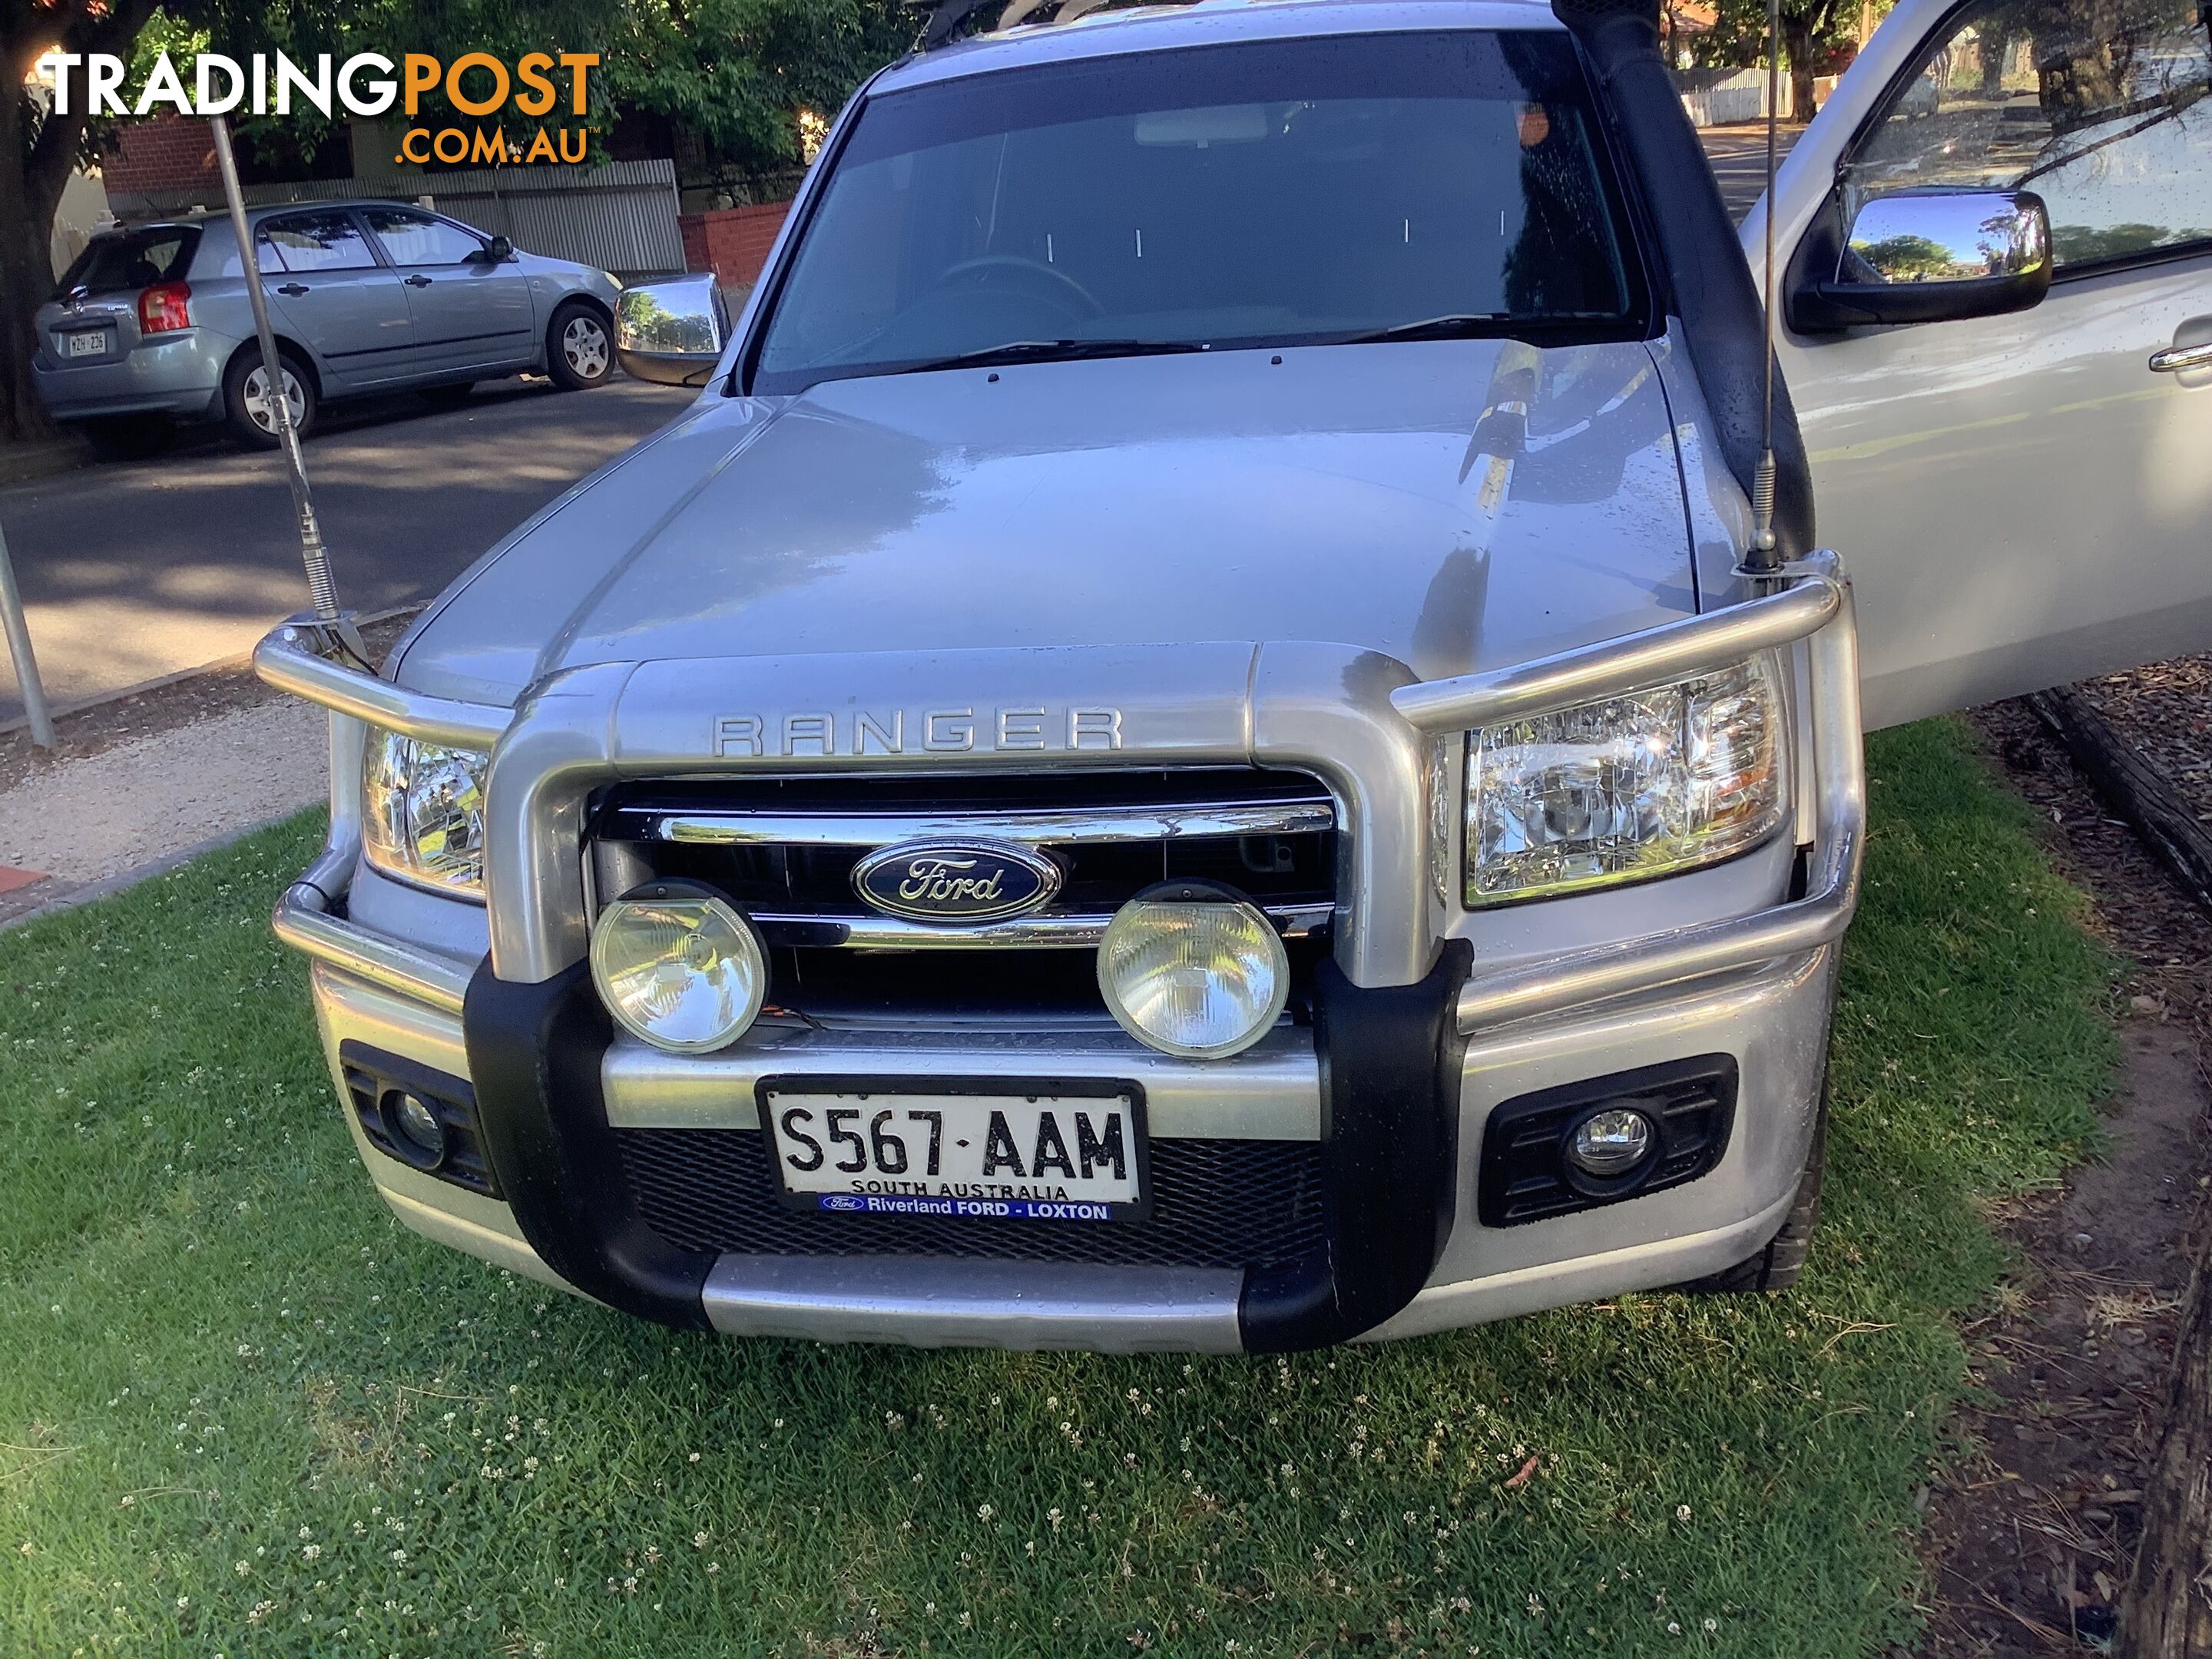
[1701,121,1806,222]
[0,376,693,725]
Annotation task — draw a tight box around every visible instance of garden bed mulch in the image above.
[1919,689,2212,1657]
[2077,655,2212,823]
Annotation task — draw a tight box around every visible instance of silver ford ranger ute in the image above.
[256,0,2212,1350]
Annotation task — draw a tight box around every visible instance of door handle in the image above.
[275,283,309,296]
[2148,340,2212,373]
[403,274,433,288]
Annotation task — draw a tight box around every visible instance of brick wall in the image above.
[677,202,793,292]
[103,114,219,197]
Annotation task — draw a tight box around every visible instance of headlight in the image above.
[589,882,768,1054]
[363,729,488,898]
[1465,654,1786,906]
[1097,882,1290,1060]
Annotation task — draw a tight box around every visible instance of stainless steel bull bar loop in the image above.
[256,623,512,1010]
[255,624,515,753]
[1392,555,1866,1035]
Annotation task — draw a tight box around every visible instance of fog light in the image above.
[1098,881,1289,1060]
[391,1092,443,1152]
[589,879,767,1054]
[376,1089,449,1170]
[1565,1108,1654,1177]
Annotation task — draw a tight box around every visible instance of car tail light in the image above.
[137,282,191,334]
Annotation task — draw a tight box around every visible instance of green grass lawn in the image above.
[0,720,2114,1657]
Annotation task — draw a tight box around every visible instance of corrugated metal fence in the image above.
[118,159,685,277]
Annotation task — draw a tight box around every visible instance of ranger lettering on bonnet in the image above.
[256,0,2212,1353]
[712,706,1126,757]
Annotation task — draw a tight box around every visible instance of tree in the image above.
[1696,0,1882,119]
[603,0,912,200]
[3,0,164,440]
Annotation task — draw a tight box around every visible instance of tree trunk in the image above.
[1782,18,1819,119]
[2121,1237,2212,1656]
[0,85,60,443]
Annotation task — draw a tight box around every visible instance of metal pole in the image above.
[207,115,366,665]
[0,515,57,749]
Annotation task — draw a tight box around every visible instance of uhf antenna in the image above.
[209,115,368,669]
[1747,0,1783,583]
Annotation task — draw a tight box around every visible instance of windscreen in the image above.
[54,226,202,297]
[752,30,1644,392]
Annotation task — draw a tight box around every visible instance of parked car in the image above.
[257,0,2210,1353]
[33,202,623,455]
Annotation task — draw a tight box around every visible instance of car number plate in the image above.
[759,1081,1147,1222]
[65,329,106,358]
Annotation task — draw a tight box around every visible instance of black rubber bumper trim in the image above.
[1238,940,1472,1353]
[462,959,716,1330]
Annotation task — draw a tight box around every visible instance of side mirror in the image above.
[1790,189,2051,332]
[617,274,731,387]
[485,234,515,263]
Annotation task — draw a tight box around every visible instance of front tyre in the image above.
[1676,1078,1827,1294]
[545,302,613,390]
[222,349,316,449]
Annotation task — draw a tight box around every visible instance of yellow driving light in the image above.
[588,881,768,1054]
[1097,882,1290,1060]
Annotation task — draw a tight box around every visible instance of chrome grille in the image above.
[590,768,1338,950]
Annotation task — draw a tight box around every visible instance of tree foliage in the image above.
[1687,0,1886,114]
[603,0,914,193]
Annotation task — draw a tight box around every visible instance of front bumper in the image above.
[266,556,1863,1350]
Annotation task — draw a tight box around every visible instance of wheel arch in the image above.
[222,335,324,399]
[551,290,615,330]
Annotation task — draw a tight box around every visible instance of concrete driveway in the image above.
[0,376,693,725]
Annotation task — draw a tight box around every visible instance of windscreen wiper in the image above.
[1340,312,1624,344]
[890,338,1209,374]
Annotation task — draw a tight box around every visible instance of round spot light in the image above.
[589,880,768,1055]
[1098,881,1290,1060]
[1564,1107,1656,1184]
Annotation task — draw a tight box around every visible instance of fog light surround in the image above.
[1098,880,1290,1060]
[589,879,768,1055]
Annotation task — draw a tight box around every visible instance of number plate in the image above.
[758,1078,1147,1222]
[65,330,106,359]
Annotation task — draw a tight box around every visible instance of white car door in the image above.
[1753,0,2212,729]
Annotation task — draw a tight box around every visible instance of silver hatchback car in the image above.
[33,201,624,455]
